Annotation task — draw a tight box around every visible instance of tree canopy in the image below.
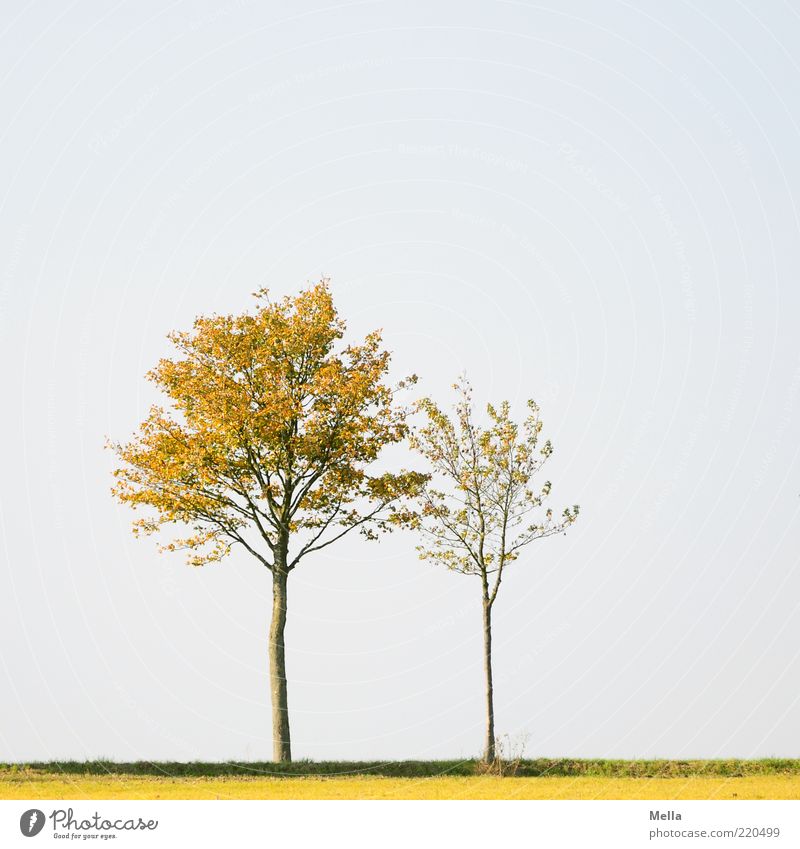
[110,281,427,570]
[411,377,579,594]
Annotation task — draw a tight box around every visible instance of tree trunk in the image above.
[482,597,496,763]
[269,564,291,762]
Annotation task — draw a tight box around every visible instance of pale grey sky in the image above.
[2,0,800,763]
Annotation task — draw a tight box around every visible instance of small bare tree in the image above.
[410,378,579,763]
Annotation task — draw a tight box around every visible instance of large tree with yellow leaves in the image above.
[110,282,426,761]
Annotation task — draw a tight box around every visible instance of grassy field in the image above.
[3,760,800,800]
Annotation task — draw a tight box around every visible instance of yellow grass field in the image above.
[3,774,800,800]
